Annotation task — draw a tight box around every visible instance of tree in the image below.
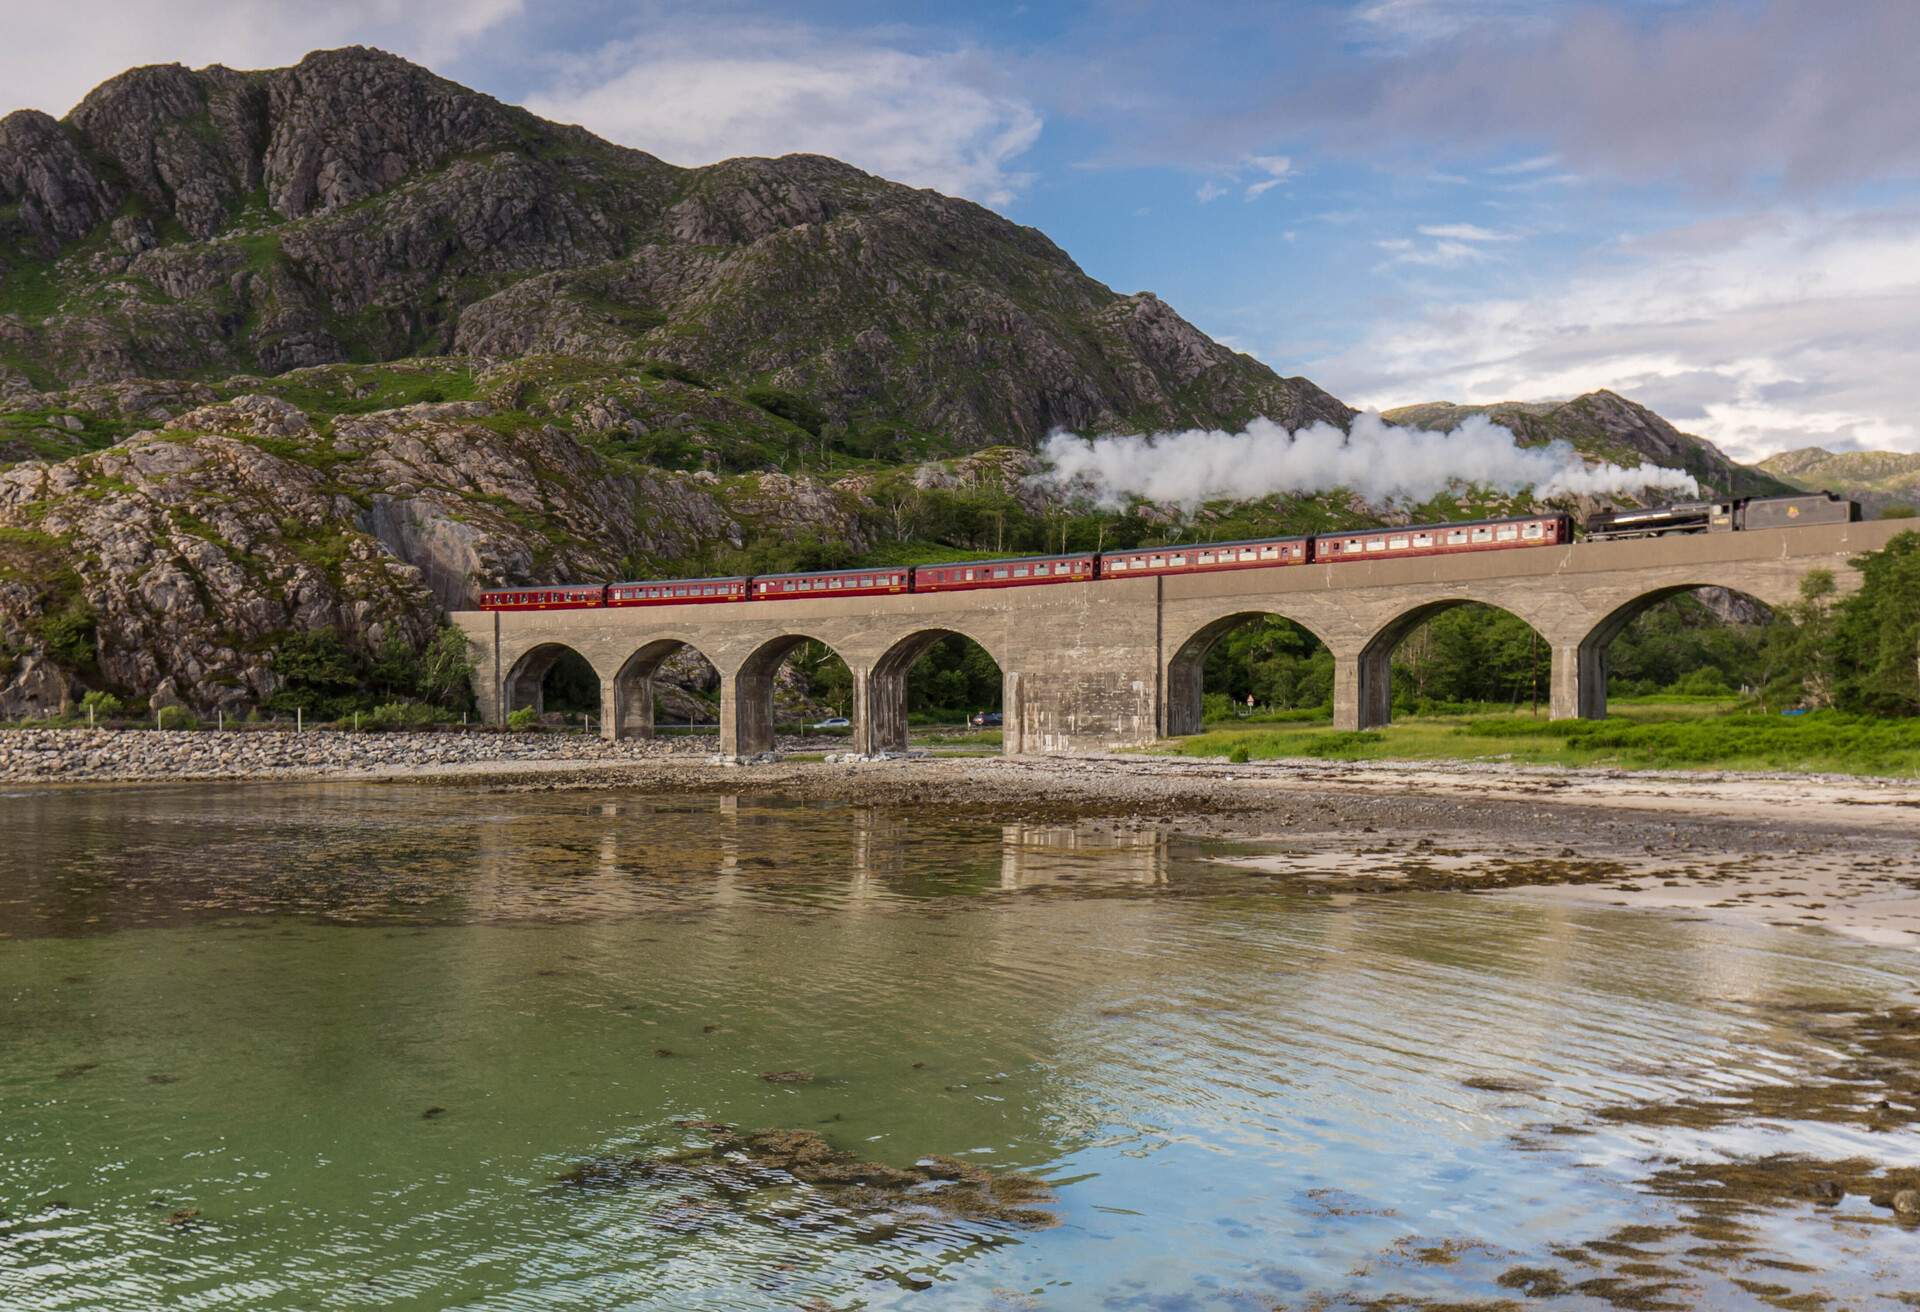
[1761,569,1837,709]
[1833,531,1920,716]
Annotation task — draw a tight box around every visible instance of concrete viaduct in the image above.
[451,519,1906,757]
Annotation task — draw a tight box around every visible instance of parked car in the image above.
[812,716,851,730]
[969,710,1003,728]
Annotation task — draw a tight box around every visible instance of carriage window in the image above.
[1365,539,1387,551]
[1413,535,1433,548]
[1470,528,1492,542]
[965,569,976,581]
[1387,537,1410,550]
[1199,552,1215,565]
[1012,566,1030,577]
[1522,523,1543,540]
[1447,531,1467,544]
[1496,526,1518,541]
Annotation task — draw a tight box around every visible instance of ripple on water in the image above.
[2,783,1918,1309]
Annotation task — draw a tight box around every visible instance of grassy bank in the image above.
[1158,699,1920,776]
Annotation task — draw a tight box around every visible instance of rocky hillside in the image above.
[1759,447,1920,518]
[1381,391,1797,501]
[0,47,1348,455]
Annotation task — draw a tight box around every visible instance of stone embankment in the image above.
[0,728,703,783]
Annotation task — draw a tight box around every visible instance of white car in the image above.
[812,716,851,729]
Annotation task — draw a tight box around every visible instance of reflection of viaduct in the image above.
[452,521,1905,756]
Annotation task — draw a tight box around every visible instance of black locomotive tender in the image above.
[1585,491,1859,541]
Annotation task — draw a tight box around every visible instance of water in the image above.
[3,784,1917,1309]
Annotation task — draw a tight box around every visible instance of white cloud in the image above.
[1373,224,1515,270]
[1487,153,1559,176]
[1416,222,1515,242]
[1194,152,1293,204]
[525,30,1042,207]
[0,0,521,117]
[1318,208,1920,460]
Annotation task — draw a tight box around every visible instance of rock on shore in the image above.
[0,727,702,783]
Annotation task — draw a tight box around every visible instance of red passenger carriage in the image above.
[607,577,750,606]
[478,584,606,611]
[911,553,1096,592]
[751,567,909,601]
[1312,514,1570,563]
[1097,535,1309,579]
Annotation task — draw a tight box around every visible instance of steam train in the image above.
[478,493,1858,611]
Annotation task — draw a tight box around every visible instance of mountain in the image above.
[1380,391,1798,501]
[0,47,1349,454]
[1759,447,1920,518]
[0,48,1829,718]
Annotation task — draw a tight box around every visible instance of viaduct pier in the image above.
[453,520,1906,757]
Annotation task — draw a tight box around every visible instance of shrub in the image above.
[506,707,539,731]
[80,689,125,716]
[364,701,438,731]
[1672,666,1732,696]
[1202,691,1239,722]
[1227,744,1251,764]
[742,386,825,436]
[156,705,199,730]
[639,359,713,389]
[38,600,98,672]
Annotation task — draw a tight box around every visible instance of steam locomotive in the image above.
[479,493,1861,611]
[1584,491,1859,541]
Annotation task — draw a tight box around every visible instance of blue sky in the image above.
[8,0,1920,459]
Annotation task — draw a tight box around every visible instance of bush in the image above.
[506,707,539,731]
[639,359,713,389]
[363,701,438,731]
[1202,691,1239,723]
[1672,666,1732,696]
[742,386,825,436]
[80,689,125,716]
[39,600,98,673]
[156,705,199,730]
[1227,744,1251,764]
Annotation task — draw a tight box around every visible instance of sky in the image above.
[5,0,1920,461]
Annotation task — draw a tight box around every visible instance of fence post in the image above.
[218,709,224,732]
[88,703,95,727]
[297,707,303,734]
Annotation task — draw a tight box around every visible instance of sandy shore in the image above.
[8,730,1918,950]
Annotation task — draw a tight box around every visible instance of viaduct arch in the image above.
[455,520,1906,756]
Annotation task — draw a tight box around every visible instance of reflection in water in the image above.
[997,824,1168,889]
[1,783,1916,1310]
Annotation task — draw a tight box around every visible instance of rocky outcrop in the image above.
[0,370,884,713]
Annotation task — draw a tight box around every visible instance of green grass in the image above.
[1159,700,1920,776]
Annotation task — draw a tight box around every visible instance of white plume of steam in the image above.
[1034,413,1699,507]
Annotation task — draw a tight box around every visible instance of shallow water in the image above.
[2,784,1916,1309]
